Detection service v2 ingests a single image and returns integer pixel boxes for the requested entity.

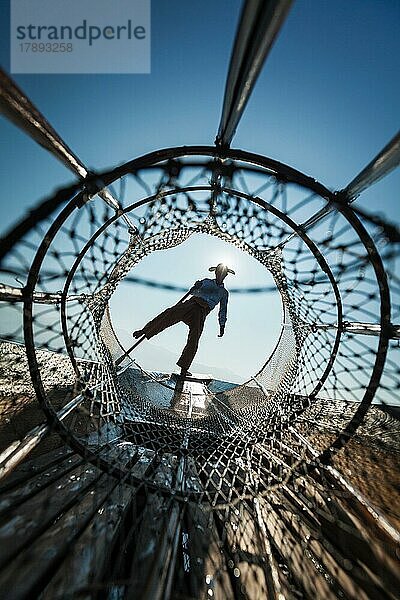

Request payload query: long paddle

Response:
[115,290,192,367]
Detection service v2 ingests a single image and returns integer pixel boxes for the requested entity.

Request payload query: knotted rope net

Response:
[1,148,399,597]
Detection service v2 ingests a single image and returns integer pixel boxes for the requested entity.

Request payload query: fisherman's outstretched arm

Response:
[189,279,202,293]
[218,293,228,337]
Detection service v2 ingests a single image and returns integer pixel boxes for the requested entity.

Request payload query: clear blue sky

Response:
[0,0,399,381]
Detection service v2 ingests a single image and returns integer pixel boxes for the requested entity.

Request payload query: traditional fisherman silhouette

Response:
[118,263,235,377]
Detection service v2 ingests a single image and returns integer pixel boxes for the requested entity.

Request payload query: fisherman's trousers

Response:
[141,297,211,370]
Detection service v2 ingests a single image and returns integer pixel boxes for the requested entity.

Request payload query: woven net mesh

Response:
[0,150,399,597]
